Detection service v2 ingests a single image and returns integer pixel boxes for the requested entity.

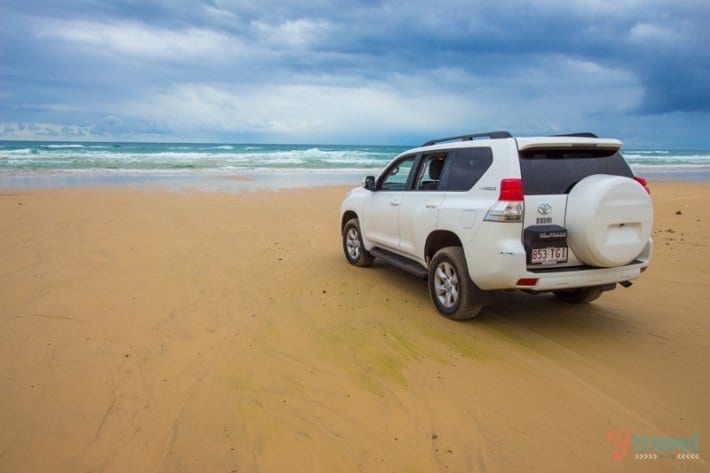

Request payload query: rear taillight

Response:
[634,176,650,194]
[484,178,524,223]
[499,178,524,201]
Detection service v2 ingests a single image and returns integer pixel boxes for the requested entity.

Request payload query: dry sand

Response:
[0,182,708,472]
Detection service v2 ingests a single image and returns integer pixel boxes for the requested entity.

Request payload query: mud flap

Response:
[469,279,494,305]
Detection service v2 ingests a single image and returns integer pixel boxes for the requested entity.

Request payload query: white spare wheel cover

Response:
[566,174,653,267]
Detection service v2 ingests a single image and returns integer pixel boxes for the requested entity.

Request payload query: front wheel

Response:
[428,247,481,320]
[553,287,603,304]
[343,218,374,267]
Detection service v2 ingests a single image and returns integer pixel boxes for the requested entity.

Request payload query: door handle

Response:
[425,202,438,209]
[389,199,400,206]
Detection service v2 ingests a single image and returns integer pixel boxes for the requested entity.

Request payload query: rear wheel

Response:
[343,218,374,267]
[553,287,603,304]
[428,247,481,320]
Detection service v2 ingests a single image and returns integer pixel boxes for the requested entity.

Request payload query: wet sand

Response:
[0,182,708,472]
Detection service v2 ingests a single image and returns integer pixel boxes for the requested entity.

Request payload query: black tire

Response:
[343,218,374,267]
[428,246,481,320]
[553,287,603,304]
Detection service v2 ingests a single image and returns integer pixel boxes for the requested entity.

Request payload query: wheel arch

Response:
[425,230,463,263]
[341,210,358,234]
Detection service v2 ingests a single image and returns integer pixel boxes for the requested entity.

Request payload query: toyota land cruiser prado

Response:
[340,131,653,320]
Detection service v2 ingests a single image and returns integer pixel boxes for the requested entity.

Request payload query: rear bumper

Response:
[464,226,651,291]
[519,262,647,291]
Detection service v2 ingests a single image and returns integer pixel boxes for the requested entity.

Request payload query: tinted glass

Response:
[519,149,634,195]
[439,147,493,191]
[415,153,447,190]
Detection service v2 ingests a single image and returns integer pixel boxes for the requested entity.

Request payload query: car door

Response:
[398,152,447,258]
[362,154,418,250]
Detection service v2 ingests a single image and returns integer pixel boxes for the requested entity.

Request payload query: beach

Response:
[0,181,708,472]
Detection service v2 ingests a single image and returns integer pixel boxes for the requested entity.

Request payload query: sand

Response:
[0,182,708,472]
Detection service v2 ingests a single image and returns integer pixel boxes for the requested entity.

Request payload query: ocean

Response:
[1,141,709,190]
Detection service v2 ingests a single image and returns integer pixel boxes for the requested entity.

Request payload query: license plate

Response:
[531,247,568,265]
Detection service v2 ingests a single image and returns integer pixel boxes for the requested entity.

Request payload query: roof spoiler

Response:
[552,132,599,138]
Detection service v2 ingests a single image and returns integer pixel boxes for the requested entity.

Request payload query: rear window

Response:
[519,148,633,195]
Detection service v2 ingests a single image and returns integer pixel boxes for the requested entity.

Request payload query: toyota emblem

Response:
[537,202,552,215]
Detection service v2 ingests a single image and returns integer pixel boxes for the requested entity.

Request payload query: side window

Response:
[379,155,416,190]
[415,153,448,191]
[439,148,493,191]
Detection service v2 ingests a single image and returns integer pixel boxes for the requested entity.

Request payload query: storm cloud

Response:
[1,0,709,146]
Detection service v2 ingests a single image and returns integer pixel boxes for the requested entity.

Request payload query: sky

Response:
[1,0,709,147]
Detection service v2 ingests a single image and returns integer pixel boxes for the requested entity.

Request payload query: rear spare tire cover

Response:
[566,174,653,267]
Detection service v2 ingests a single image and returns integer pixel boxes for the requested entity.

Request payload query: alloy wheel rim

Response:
[434,261,459,308]
[346,228,361,260]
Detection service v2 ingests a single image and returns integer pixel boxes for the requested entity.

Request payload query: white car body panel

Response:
[362,190,402,250]
[397,191,445,260]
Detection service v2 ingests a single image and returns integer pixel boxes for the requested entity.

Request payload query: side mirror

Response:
[362,175,376,191]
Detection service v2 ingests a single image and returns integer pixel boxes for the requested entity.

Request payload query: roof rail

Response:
[552,132,599,138]
[422,131,512,147]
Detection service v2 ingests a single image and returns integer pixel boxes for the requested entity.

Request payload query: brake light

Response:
[499,178,524,201]
[634,176,650,194]
[484,178,525,222]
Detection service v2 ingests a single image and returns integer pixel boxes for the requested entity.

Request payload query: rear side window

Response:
[439,147,493,191]
[519,148,633,195]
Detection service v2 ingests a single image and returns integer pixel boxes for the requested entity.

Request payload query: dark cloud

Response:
[1,0,709,145]
[637,61,710,114]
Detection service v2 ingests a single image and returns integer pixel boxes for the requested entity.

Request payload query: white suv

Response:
[340,131,653,320]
